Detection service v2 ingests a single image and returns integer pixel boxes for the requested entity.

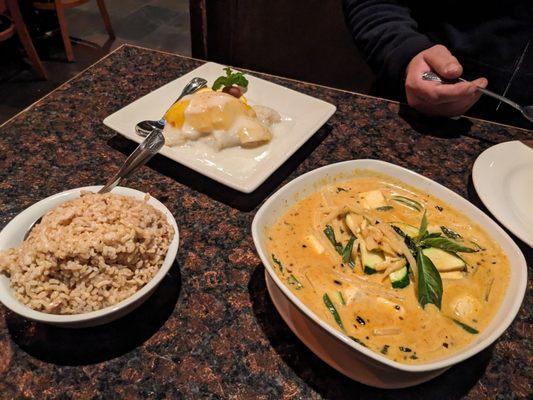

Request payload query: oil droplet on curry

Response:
[267,174,509,364]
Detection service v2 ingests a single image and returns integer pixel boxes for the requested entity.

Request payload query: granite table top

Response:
[0,44,531,399]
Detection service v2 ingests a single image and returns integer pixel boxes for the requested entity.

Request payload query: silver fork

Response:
[421,71,533,123]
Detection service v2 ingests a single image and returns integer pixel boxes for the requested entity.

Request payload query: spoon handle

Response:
[99,129,165,194]
[165,77,208,115]
[457,78,522,112]
[422,71,522,113]
[23,130,164,240]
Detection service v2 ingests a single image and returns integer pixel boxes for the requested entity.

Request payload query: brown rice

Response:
[0,192,174,314]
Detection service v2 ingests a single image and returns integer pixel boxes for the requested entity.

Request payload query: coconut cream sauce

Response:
[267,175,509,364]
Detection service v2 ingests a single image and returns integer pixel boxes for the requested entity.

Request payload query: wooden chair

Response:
[1,0,47,79]
[33,0,114,62]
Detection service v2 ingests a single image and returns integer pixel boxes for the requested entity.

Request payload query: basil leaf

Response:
[469,240,485,251]
[391,196,423,212]
[391,225,406,238]
[418,210,428,240]
[349,336,367,347]
[376,205,394,211]
[342,236,356,263]
[271,254,284,274]
[440,226,462,240]
[452,319,479,334]
[232,73,248,87]
[212,76,228,91]
[212,67,249,91]
[323,293,345,331]
[324,225,343,254]
[423,232,442,239]
[287,274,303,289]
[392,225,417,257]
[420,237,477,253]
[416,250,443,309]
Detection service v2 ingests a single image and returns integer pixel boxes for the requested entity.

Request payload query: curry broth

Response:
[267,175,509,364]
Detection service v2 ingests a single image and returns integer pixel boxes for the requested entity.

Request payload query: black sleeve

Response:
[343,0,434,95]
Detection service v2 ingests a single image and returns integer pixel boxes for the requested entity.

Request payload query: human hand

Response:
[405,45,488,117]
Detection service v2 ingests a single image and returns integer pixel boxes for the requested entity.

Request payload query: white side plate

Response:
[103,62,336,193]
[473,141,533,247]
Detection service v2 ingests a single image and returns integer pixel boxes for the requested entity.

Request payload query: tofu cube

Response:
[305,234,324,254]
[359,190,387,209]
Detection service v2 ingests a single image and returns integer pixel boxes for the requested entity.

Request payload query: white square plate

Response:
[103,62,336,193]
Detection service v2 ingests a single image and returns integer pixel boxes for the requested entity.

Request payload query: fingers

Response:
[407,74,487,117]
[423,45,462,79]
[424,77,488,103]
[471,77,488,89]
[405,47,488,117]
[408,85,483,117]
[407,72,474,104]
[428,81,474,103]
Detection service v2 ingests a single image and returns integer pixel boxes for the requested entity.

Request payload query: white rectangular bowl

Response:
[252,159,527,388]
[103,62,336,193]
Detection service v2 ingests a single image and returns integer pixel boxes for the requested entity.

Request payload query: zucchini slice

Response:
[389,266,410,288]
[422,247,466,271]
[360,240,385,274]
[390,222,419,238]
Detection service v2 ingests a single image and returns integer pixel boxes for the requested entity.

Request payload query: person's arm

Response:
[343,0,487,117]
[343,0,434,94]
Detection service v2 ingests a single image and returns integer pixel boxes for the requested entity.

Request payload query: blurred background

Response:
[0,0,374,125]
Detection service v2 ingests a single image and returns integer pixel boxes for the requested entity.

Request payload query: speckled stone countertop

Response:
[0,45,531,399]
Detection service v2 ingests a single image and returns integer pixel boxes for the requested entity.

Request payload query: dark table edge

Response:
[1,43,531,135]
